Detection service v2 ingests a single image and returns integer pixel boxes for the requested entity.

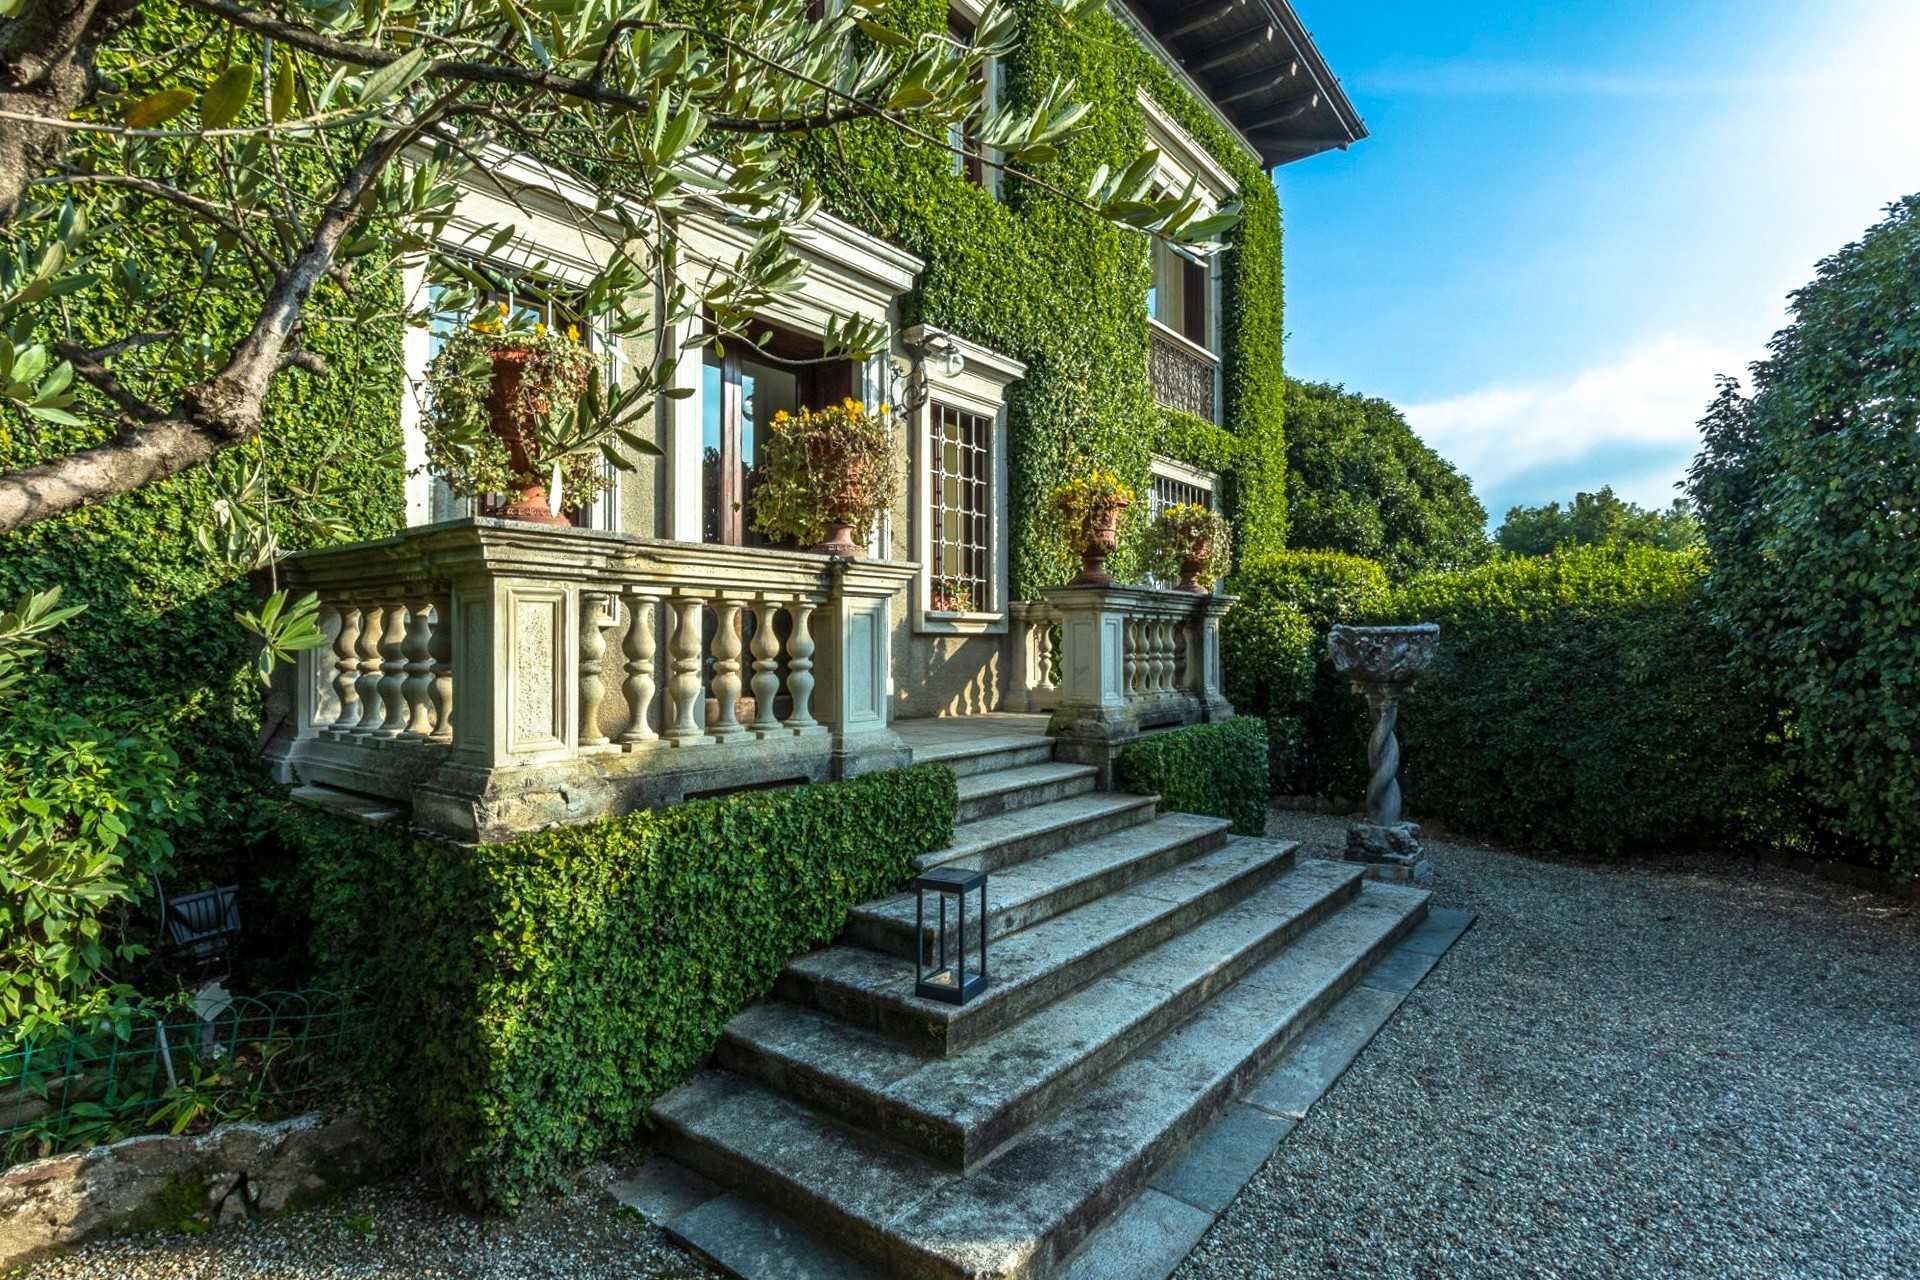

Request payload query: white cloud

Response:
[1402,335,1755,513]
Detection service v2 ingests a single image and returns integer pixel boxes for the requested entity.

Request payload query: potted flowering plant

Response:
[750,397,901,556]
[931,575,976,613]
[421,303,604,524]
[1146,502,1233,592]
[1050,469,1135,585]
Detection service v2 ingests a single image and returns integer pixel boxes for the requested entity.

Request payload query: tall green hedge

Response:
[792,0,1289,595]
[1115,717,1270,836]
[284,765,956,1209]
[1379,546,1779,854]
[1691,194,1920,875]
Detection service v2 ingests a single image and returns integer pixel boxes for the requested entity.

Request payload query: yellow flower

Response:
[773,409,791,423]
[496,301,510,317]
[534,322,547,336]
[566,323,580,342]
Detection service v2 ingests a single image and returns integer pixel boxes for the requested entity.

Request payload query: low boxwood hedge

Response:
[281,764,957,1210]
[1115,717,1270,836]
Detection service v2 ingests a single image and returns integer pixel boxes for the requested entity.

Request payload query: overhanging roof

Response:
[1119,0,1366,169]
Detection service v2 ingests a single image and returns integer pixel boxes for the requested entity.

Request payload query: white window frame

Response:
[948,0,1002,198]
[905,324,1025,636]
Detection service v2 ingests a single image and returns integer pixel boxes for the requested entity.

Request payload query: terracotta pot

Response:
[485,348,570,526]
[1177,536,1213,593]
[1072,504,1126,586]
[813,521,864,557]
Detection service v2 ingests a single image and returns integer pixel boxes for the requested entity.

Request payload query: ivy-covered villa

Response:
[237,3,1447,1277]
[4,0,1459,1274]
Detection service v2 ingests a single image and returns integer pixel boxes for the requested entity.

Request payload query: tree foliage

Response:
[1689,194,1920,874]
[1282,379,1489,578]
[1495,485,1701,557]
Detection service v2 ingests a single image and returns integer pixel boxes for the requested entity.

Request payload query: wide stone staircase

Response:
[650,722,1432,1279]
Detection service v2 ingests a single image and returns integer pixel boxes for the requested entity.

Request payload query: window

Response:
[928,403,992,613]
[948,8,995,191]
[1148,238,1212,351]
[700,321,854,545]
[1149,463,1215,521]
[424,277,615,529]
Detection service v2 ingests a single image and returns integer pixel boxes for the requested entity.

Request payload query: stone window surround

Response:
[399,149,632,532]
[1140,90,1233,421]
[904,323,1025,638]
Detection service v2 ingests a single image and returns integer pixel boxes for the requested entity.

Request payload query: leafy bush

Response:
[1379,545,1777,854]
[1222,550,1391,795]
[287,764,956,1209]
[1690,194,1920,874]
[1283,380,1490,577]
[1115,718,1270,836]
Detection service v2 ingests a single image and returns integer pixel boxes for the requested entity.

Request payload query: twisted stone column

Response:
[1359,682,1405,827]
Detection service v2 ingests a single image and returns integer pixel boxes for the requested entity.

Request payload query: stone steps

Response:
[917,792,1161,874]
[654,883,1430,1280]
[907,733,1062,779]
[776,838,1299,1056]
[845,812,1235,961]
[955,762,1099,823]
[718,857,1362,1169]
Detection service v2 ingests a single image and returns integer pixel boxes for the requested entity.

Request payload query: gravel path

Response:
[1176,809,1920,1280]
[18,813,1916,1279]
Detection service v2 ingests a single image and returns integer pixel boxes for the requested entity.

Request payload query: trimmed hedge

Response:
[1379,545,1779,854]
[284,765,957,1209]
[1115,717,1270,836]
[1222,550,1390,796]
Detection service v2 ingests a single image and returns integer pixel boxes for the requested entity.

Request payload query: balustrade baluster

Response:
[749,598,784,735]
[1124,617,1143,696]
[709,598,746,741]
[579,593,616,748]
[375,603,410,736]
[428,598,454,742]
[352,604,386,735]
[784,599,817,729]
[618,590,659,748]
[329,606,362,736]
[664,595,706,744]
[1155,619,1175,692]
[402,598,435,737]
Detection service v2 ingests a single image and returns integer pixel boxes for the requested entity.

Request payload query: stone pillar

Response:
[815,559,915,777]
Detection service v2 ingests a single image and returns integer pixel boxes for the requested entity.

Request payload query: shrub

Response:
[1222,550,1391,795]
[1690,194,1920,874]
[1115,718,1270,836]
[1378,545,1777,854]
[286,764,957,1209]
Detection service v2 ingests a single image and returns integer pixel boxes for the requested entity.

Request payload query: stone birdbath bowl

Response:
[1328,623,1440,880]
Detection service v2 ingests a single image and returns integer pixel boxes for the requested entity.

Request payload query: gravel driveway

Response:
[17,811,1916,1279]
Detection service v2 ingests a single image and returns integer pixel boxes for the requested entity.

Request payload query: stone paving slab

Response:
[609,1155,720,1224]
[1147,1104,1297,1215]
[1055,1188,1217,1280]
[666,1193,890,1280]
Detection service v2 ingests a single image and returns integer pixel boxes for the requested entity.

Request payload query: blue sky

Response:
[1272,0,1920,522]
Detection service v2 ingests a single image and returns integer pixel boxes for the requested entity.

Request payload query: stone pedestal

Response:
[1329,623,1440,883]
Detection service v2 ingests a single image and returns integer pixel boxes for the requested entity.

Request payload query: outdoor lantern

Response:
[913,866,989,1005]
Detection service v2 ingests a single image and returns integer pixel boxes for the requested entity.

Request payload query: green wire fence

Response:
[2,989,363,1163]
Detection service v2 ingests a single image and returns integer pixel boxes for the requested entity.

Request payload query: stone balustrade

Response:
[1030,582,1235,781]
[271,519,916,841]
[1008,601,1064,713]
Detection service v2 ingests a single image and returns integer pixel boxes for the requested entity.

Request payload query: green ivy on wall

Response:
[790,0,1288,596]
[0,3,407,875]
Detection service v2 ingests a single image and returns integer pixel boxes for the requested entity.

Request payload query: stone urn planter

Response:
[485,347,570,527]
[1176,536,1214,593]
[1072,505,1126,586]
[1329,623,1440,881]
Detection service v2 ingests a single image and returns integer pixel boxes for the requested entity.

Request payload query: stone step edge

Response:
[655,885,1433,1280]
[777,840,1302,1056]
[847,814,1235,960]
[913,737,1058,778]
[916,793,1160,874]
[721,862,1363,1170]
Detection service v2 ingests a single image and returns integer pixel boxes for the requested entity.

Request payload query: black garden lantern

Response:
[913,866,989,1005]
